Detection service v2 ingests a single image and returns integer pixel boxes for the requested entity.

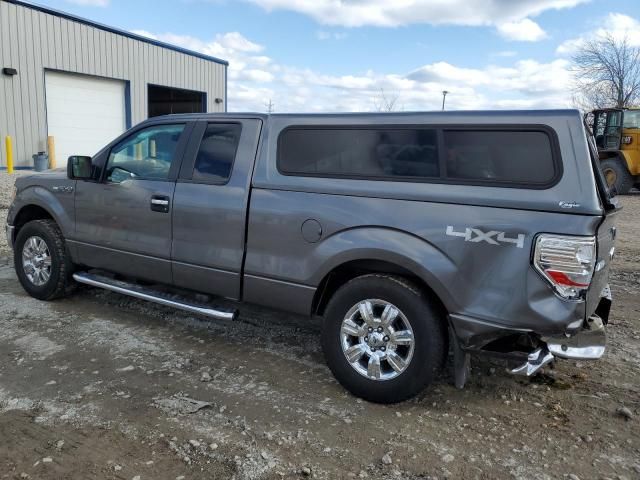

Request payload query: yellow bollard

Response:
[5,136,13,174]
[47,136,56,169]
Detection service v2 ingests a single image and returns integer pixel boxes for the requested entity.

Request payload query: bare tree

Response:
[372,88,401,112]
[572,33,640,110]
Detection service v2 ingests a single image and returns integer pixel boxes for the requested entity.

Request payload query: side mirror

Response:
[67,156,93,180]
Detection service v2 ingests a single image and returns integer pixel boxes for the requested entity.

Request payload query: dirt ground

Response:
[0,174,638,479]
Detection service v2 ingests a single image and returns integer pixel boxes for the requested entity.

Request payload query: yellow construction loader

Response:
[587,108,640,194]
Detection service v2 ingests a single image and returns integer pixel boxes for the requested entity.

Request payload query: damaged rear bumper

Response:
[511,314,606,376]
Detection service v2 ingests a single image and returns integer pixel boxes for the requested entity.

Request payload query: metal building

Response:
[0,0,228,168]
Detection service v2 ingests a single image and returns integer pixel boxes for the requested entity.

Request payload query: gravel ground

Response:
[0,171,29,257]
[0,172,638,480]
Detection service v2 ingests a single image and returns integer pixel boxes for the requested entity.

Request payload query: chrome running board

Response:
[73,271,238,321]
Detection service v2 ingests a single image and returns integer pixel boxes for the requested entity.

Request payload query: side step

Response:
[73,272,238,321]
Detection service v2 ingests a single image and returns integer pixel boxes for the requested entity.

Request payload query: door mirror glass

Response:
[106,124,185,183]
[67,155,93,180]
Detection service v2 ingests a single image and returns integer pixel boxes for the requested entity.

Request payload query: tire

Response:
[601,157,634,195]
[14,219,75,301]
[321,274,447,404]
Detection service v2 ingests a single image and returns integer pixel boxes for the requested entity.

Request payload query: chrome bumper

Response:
[545,314,606,360]
[511,314,606,376]
[5,224,15,250]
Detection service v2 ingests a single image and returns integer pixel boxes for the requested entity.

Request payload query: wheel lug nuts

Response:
[383,336,389,342]
[371,347,376,352]
[381,346,386,352]
[368,327,373,333]
[377,327,383,333]
[364,336,369,342]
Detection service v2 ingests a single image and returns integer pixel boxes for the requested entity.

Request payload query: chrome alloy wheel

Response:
[340,299,415,381]
[22,236,52,286]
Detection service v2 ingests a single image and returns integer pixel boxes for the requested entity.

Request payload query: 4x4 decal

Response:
[446,226,525,249]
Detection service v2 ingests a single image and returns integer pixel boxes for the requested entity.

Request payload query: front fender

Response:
[310,227,460,312]
[8,185,75,239]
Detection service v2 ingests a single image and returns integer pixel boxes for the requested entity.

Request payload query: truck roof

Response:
[147,109,582,122]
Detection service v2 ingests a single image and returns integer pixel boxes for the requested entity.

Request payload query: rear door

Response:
[74,121,193,284]
[171,118,262,300]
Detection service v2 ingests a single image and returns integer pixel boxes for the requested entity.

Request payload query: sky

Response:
[33,0,640,112]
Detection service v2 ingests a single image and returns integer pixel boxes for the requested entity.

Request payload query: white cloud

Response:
[65,0,109,6]
[493,50,518,58]
[316,31,348,41]
[557,13,640,55]
[133,28,576,113]
[246,0,587,29]
[497,18,547,42]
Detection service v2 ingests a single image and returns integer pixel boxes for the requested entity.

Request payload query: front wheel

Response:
[321,274,447,403]
[14,219,75,300]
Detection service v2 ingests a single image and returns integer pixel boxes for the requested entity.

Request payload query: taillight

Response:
[533,234,596,300]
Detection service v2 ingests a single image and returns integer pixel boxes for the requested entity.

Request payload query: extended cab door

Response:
[171,119,262,300]
[73,121,193,284]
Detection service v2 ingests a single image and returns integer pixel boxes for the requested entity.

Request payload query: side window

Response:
[192,123,242,183]
[443,130,556,185]
[106,124,185,183]
[278,128,439,179]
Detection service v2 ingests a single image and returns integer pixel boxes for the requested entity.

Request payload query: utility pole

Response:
[441,91,449,111]
[265,99,275,113]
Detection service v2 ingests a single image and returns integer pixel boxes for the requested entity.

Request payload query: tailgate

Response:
[585,209,618,319]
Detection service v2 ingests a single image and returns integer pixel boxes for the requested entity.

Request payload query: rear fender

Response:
[310,227,459,312]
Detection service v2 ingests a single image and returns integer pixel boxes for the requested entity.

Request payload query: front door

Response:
[73,122,191,284]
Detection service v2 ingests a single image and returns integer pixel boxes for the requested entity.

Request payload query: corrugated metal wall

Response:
[0,0,227,167]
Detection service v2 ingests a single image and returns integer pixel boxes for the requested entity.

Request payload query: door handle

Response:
[150,195,170,213]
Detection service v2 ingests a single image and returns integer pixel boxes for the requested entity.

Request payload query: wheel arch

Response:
[313,258,450,319]
[13,204,54,232]
[309,227,458,318]
[9,186,74,241]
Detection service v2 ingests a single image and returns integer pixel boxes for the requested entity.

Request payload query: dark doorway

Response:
[148,85,206,117]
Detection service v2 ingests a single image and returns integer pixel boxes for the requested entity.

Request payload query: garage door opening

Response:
[45,71,126,163]
[148,85,206,117]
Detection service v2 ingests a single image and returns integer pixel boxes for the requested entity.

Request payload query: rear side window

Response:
[444,130,556,185]
[278,128,439,179]
[193,123,242,183]
[277,126,560,188]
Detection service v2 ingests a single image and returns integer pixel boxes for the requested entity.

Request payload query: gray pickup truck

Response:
[6,110,617,403]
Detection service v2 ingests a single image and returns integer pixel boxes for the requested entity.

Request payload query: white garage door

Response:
[45,71,126,164]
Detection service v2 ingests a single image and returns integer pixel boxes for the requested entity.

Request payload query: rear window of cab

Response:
[277,126,562,189]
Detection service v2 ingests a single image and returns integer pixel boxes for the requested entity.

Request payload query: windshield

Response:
[623,110,640,128]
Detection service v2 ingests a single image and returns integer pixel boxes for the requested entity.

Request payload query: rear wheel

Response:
[321,274,447,403]
[14,219,75,300]
[601,157,634,195]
